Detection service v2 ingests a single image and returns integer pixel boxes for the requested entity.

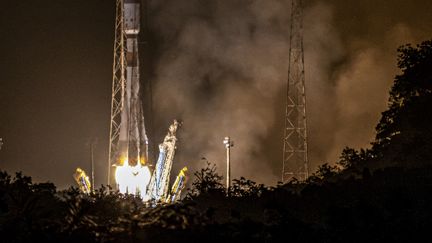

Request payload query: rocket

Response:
[118,0,149,165]
[124,0,140,35]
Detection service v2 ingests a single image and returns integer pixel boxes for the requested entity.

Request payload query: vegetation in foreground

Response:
[0,41,431,242]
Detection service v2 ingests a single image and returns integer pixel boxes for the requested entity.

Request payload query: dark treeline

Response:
[1,41,431,242]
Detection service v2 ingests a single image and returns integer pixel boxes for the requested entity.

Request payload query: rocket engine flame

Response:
[115,158,151,200]
[114,120,183,202]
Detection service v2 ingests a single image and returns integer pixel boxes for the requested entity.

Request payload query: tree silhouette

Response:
[374,40,432,167]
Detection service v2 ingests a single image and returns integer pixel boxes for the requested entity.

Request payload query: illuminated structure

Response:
[147,120,180,202]
[223,137,234,189]
[108,0,148,185]
[167,167,188,203]
[114,120,181,201]
[73,168,91,194]
[282,0,309,182]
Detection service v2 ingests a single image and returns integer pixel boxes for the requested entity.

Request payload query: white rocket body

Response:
[118,0,148,165]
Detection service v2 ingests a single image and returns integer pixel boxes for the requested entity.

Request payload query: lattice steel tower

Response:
[108,0,127,185]
[282,0,309,182]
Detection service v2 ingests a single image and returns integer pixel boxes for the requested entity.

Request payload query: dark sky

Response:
[0,0,431,188]
[0,0,114,188]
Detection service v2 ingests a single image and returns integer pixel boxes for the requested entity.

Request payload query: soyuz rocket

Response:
[111,0,185,201]
[118,0,149,165]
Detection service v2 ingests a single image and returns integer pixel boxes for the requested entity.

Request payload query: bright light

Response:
[74,167,91,194]
[115,158,151,200]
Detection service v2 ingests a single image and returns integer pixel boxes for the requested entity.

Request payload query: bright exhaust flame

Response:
[115,158,151,200]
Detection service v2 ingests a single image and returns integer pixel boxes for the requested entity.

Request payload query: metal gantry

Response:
[108,0,127,186]
[282,0,309,182]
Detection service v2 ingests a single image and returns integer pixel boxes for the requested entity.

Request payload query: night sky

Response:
[0,0,431,188]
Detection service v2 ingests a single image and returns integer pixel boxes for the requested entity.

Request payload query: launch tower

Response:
[282,0,309,182]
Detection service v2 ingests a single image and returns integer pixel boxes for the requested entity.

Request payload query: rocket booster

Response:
[118,0,149,165]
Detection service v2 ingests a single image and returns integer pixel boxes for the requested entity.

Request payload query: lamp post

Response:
[90,141,95,192]
[223,137,234,190]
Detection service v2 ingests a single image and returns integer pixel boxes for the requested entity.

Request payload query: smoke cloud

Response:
[148,0,294,184]
[144,0,430,185]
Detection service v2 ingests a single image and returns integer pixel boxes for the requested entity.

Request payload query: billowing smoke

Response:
[146,0,428,185]
[149,0,294,184]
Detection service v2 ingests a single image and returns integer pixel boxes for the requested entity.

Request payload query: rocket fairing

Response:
[124,0,140,35]
[118,0,149,165]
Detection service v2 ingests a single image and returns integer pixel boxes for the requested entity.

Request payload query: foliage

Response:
[372,40,432,166]
[306,163,340,184]
[337,147,373,170]
[1,161,432,242]
[334,40,432,171]
[186,161,224,198]
[229,177,267,197]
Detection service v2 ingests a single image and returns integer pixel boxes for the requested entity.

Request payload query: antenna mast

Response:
[282,0,309,182]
